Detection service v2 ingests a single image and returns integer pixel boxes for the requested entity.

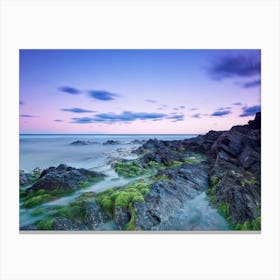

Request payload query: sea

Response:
[20,134,196,172]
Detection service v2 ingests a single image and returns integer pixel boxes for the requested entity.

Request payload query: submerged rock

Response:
[70,140,99,145]
[103,140,121,145]
[25,164,104,193]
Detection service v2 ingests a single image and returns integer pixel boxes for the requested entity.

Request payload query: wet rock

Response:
[135,162,210,230]
[20,224,38,230]
[19,169,41,186]
[84,202,111,229]
[114,206,131,229]
[53,217,88,230]
[26,164,104,193]
[130,139,146,145]
[103,140,121,145]
[70,140,99,145]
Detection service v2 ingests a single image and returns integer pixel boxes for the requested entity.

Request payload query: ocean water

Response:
[20,134,196,172]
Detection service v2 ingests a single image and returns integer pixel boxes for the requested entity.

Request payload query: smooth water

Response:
[20,134,195,172]
[19,134,229,230]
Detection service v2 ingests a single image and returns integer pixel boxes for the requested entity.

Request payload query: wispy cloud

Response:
[242,79,261,88]
[61,107,96,113]
[211,110,232,117]
[167,114,184,122]
[190,108,197,111]
[145,99,157,103]
[217,106,232,110]
[71,117,94,124]
[58,86,81,95]
[233,102,242,106]
[70,111,187,124]
[20,114,35,118]
[173,107,179,111]
[20,100,24,105]
[179,106,185,109]
[239,105,261,117]
[192,113,201,118]
[208,54,260,80]
[54,119,63,122]
[88,90,118,101]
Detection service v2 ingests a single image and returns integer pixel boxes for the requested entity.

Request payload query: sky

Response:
[19,49,261,134]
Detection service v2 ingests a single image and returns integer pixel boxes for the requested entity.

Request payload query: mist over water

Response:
[20,134,195,172]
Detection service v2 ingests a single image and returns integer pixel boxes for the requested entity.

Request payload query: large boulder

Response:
[26,164,104,193]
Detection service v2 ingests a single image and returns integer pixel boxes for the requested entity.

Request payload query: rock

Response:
[103,140,121,145]
[248,112,261,129]
[140,146,184,166]
[70,140,99,145]
[84,202,111,229]
[19,169,40,186]
[133,112,261,227]
[20,224,38,230]
[53,217,88,230]
[135,162,210,230]
[26,164,104,193]
[130,139,146,145]
[114,206,131,229]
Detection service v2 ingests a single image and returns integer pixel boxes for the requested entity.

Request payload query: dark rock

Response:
[114,206,131,229]
[20,224,38,230]
[130,139,146,145]
[26,164,104,193]
[248,112,261,129]
[70,140,99,145]
[53,217,88,230]
[135,162,210,230]
[84,202,111,229]
[19,169,40,186]
[133,112,261,227]
[103,140,121,145]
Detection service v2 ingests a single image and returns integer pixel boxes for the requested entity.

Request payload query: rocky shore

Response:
[20,113,261,231]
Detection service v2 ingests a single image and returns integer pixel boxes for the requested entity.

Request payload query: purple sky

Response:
[20,50,261,134]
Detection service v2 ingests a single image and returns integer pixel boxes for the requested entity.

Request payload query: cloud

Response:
[54,119,63,122]
[20,114,35,118]
[145,99,157,103]
[242,79,261,88]
[71,117,95,124]
[217,106,232,110]
[88,90,118,101]
[167,114,184,122]
[156,107,163,110]
[61,107,96,113]
[208,54,260,80]
[239,105,261,117]
[173,107,179,111]
[20,100,24,105]
[192,113,201,118]
[179,106,185,109]
[211,110,232,117]
[71,111,168,124]
[58,86,81,95]
[233,102,242,106]
[190,108,197,111]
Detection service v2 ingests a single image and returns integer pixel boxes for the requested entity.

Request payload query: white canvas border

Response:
[0,0,280,280]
